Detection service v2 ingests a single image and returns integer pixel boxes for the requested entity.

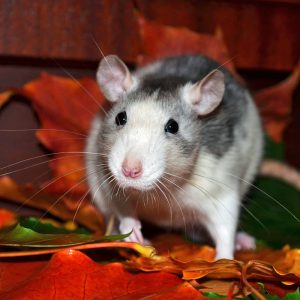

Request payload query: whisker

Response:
[52,58,108,117]
[14,166,90,213]
[0,155,85,176]
[155,181,173,227]
[0,128,88,137]
[0,151,106,171]
[160,177,187,235]
[228,173,300,223]
[0,151,106,176]
[33,169,101,226]
[165,171,267,230]
[90,34,114,74]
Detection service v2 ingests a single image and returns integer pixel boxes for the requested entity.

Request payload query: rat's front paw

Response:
[119,217,150,245]
[235,231,256,250]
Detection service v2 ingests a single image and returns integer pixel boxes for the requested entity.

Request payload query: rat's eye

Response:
[115,111,127,126]
[165,119,179,134]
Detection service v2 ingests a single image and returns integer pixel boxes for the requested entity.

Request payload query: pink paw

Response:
[235,231,256,251]
[119,217,150,245]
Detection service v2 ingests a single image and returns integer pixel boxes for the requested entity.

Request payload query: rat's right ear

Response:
[182,69,225,116]
[97,55,134,102]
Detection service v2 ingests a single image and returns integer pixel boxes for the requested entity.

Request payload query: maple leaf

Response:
[137,15,239,78]
[125,234,300,297]
[0,176,104,233]
[0,208,17,229]
[22,73,105,196]
[0,91,12,108]
[254,61,300,143]
[0,250,203,299]
[0,74,106,233]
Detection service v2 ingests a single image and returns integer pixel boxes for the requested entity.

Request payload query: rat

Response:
[85,54,263,259]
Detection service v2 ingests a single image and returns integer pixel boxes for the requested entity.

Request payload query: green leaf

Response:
[240,135,300,248]
[19,217,89,234]
[203,292,226,298]
[0,223,130,248]
[283,288,300,300]
[251,288,300,300]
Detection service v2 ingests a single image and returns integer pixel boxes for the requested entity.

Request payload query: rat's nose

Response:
[122,159,142,179]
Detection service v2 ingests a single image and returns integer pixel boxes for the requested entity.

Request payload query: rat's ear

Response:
[183,69,225,116]
[97,55,134,102]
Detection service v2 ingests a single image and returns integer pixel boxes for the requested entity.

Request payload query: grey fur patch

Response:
[132,55,248,158]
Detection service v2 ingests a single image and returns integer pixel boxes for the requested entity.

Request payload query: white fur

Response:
[108,100,167,191]
[86,57,263,259]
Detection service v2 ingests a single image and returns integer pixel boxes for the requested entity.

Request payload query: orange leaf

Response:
[0,176,104,233]
[0,208,17,229]
[0,250,203,299]
[0,91,12,108]
[255,61,300,142]
[127,234,300,294]
[21,73,105,196]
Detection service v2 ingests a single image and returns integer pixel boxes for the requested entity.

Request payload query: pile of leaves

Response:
[0,16,300,299]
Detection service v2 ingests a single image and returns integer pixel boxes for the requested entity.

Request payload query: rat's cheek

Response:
[107,143,126,178]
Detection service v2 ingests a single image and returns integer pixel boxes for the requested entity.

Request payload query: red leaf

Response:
[255,61,300,142]
[0,208,17,229]
[21,73,105,196]
[0,91,12,108]
[0,250,203,299]
[137,15,238,78]
[0,74,106,232]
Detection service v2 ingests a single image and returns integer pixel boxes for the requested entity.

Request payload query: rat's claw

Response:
[235,231,256,251]
[119,217,149,245]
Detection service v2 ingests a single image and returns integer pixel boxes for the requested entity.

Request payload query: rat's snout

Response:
[122,158,143,179]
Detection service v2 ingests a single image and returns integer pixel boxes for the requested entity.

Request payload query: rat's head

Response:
[97,55,225,191]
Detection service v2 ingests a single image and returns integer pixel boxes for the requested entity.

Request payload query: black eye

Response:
[165,119,179,134]
[115,111,127,126]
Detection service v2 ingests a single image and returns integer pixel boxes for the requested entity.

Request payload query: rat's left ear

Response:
[182,69,225,116]
[97,55,134,102]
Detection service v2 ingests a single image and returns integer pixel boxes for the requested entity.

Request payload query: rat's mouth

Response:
[116,178,156,192]
[108,158,164,192]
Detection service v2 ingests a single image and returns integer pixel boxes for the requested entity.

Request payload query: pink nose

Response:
[122,159,142,178]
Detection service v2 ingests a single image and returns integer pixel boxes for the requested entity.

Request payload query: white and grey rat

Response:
[85,54,263,259]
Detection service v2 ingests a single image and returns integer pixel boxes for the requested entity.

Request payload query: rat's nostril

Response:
[122,159,142,179]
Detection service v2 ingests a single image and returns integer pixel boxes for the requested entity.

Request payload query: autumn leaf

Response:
[0,223,131,248]
[0,15,299,299]
[0,176,104,233]
[0,208,17,229]
[254,61,300,143]
[125,234,300,297]
[0,74,107,233]
[22,73,105,196]
[0,250,203,299]
[137,15,299,143]
[137,15,238,78]
[0,91,12,108]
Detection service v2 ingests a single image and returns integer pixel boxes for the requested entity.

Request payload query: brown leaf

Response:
[0,91,12,108]
[152,233,216,262]
[127,234,300,297]
[255,61,300,142]
[0,176,104,233]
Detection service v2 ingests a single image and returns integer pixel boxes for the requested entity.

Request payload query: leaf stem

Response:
[0,242,156,258]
